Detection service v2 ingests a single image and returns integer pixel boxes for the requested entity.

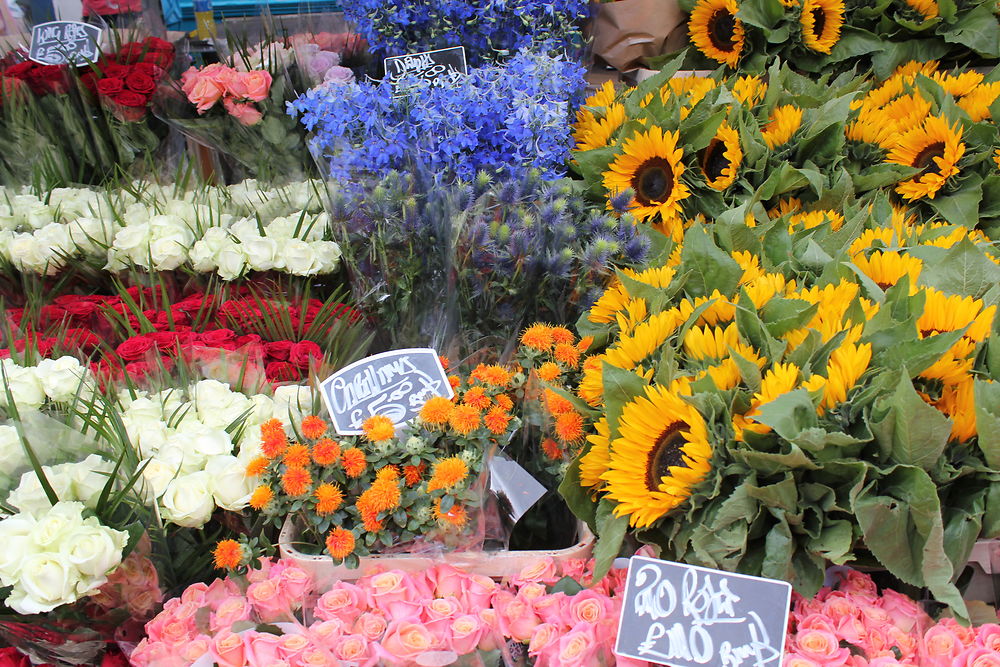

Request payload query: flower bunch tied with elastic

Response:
[678,0,999,75]
[224,362,521,569]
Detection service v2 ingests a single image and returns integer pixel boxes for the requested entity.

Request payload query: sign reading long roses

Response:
[29,21,102,66]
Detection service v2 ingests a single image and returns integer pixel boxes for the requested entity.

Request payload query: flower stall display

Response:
[676,0,1000,75]
[131,555,634,667]
[289,51,587,183]
[0,37,176,187]
[340,0,589,67]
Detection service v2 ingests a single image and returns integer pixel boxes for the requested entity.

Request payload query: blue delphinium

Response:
[288,51,586,183]
[342,0,590,67]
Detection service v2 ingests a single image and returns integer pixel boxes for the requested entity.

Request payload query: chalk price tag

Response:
[615,556,791,667]
[319,348,453,436]
[29,20,102,65]
[383,46,467,90]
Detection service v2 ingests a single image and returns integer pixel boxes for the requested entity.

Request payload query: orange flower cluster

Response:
[417,366,518,438]
[426,457,469,493]
[213,539,244,570]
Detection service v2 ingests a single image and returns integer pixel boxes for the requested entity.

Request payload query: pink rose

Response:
[881,588,929,634]
[430,566,495,612]
[784,654,824,667]
[211,596,253,632]
[560,559,589,582]
[278,564,314,606]
[302,49,339,82]
[446,614,485,656]
[180,636,210,662]
[333,634,374,665]
[293,647,336,667]
[922,624,965,666]
[277,633,311,661]
[955,647,1000,667]
[238,70,272,102]
[531,592,568,625]
[940,618,978,646]
[978,624,1000,652]
[181,582,209,605]
[478,608,502,651]
[493,591,540,643]
[314,583,367,623]
[222,98,263,126]
[555,622,598,667]
[247,579,292,622]
[353,612,388,641]
[379,621,439,663]
[307,618,346,643]
[243,631,283,666]
[795,629,850,666]
[512,558,560,586]
[886,625,919,660]
[796,613,836,633]
[528,622,559,658]
[210,629,245,667]
[185,72,225,113]
[423,597,462,621]
[867,659,907,667]
[837,570,879,600]
[567,589,611,625]
[360,570,429,609]
[822,591,862,621]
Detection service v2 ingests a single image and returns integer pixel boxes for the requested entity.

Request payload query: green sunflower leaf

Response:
[919,236,1000,299]
[870,372,950,470]
[592,499,629,582]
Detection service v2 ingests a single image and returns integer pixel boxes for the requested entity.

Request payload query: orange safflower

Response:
[403,463,426,486]
[283,443,311,468]
[361,510,383,533]
[342,448,367,478]
[325,527,355,560]
[542,438,564,461]
[554,411,585,444]
[213,539,243,570]
[550,326,575,345]
[312,438,342,466]
[245,455,269,478]
[300,415,328,440]
[249,485,275,510]
[473,364,512,387]
[484,408,512,435]
[553,343,581,368]
[358,479,401,513]
[537,362,562,382]
[449,404,481,435]
[448,375,461,391]
[462,386,491,411]
[420,396,454,425]
[261,430,288,459]
[314,483,344,515]
[282,466,312,496]
[261,418,285,438]
[577,336,594,352]
[544,388,575,416]
[521,323,554,351]
[376,465,400,483]
[494,394,514,412]
[362,415,396,442]
[439,356,450,371]
[433,499,468,527]
[427,457,469,493]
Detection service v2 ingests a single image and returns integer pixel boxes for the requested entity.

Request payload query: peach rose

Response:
[222,98,263,126]
[334,634,372,664]
[922,624,964,666]
[180,636,210,662]
[527,622,559,657]
[447,614,484,656]
[567,589,610,625]
[295,647,336,666]
[424,597,462,621]
[315,583,366,623]
[512,558,559,586]
[247,578,292,622]
[277,633,311,660]
[211,595,252,632]
[555,622,597,667]
[353,612,388,641]
[186,73,225,113]
[380,621,438,662]
[209,629,245,667]
[238,70,272,102]
[795,628,850,665]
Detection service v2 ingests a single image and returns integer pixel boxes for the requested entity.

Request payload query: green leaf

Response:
[760,298,819,338]
[680,223,743,299]
[736,0,783,28]
[757,163,810,201]
[548,576,585,596]
[876,329,966,377]
[755,389,818,440]
[941,5,1000,57]
[574,147,617,196]
[975,379,1000,469]
[919,237,1000,299]
[871,373,951,470]
[807,520,854,564]
[559,453,599,532]
[602,364,650,439]
[592,500,628,582]
[926,176,983,229]
[827,27,885,62]
[851,163,920,192]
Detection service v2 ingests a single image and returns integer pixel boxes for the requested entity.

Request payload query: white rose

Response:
[62,519,126,578]
[35,223,74,254]
[192,380,252,429]
[0,424,25,469]
[67,217,116,254]
[23,202,53,230]
[149,236,190,271]
[124,396,164,422]
[205,455,252,511]
[228,218,260,243]
[190,227,231,271]
[8,553,77,613]
[112,223,152,255]
[282,239,320,275]
[7,469,68,515]
[121,414,169,455]
[243,236,280,271]
[65,455,114,508]
[264,216,295,240]
[215,242,249,281]
[160,472,215,528]
[122,203,151,225]
[160,427,232,473]
[247,394,275,422]
[8,233,49,273]
[0,513,37,583]
[0,229,14,261]
[140,457,180,500]
[313,241,342,272]
[272,385,315,423]
[27,499,84,549]
[35,356,88,403]
[0,360,45,410]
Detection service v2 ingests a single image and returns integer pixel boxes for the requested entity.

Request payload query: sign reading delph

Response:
[615,556,791,667]
[29,21,102,66]
[320,348,453,435]
[383,46,467,90]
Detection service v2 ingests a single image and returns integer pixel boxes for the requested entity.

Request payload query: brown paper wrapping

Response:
[590,0,686,73]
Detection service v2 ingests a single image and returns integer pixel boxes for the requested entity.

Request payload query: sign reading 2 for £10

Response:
[615,556,792,667]
[29,21,103,66]
[320,348,453,435]
[383,46,467,90]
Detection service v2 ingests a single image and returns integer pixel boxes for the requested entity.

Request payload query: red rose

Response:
[236,334,262,347]
[265,340,295,361]
[289,340,322,369]
[61,299,100,320]
[5,308,23,327]
[116,336,155,361]
[96,77,124,96]
[124,71,155,95]
[133,61,164,81]
[113,90,148,107]
[25,64,68,95]
[13,337,56,356]
[63,328,101,351]
[0,76,28,105]
[100,646,130,667]
[105,90,148,121]
[265,361,301,382]
[0,646,31,666]
[3,61,35,80]
[78,71,99,94]
[143,37,175,54]
[101,63,129,79]
[198,329,236,347]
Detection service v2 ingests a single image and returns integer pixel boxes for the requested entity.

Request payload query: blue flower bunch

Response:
[325,168,650,353]
[287,51,587,183]
[342,0,590,66]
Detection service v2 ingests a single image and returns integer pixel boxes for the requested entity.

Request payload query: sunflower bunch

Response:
[571,62,864,240]
[677,0,1000,76]
[234,366,521,567]
[558,201,1000,618]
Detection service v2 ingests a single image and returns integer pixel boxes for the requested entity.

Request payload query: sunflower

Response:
[800,0,844,54]
[886,115,965,200]
[576,104,627,151]
[734,362,802,437]
[689,0,744,68]
[917,287,996,344]
[701,122,743,190]
[742,273,794,309]
[683,323,739,361]
[602,385,712,528]
[586,79,617,109]
[731,75,768,106]
[604,127,690,226]
[815,342,872,412]
[900,0,939,20]
[995,148,1000,171]
[957,82,1000,122]
[934,378,977,442]
[851,250,922,290]
[932,70,983,98]
[579,419,611,490]
[762,105,803,149]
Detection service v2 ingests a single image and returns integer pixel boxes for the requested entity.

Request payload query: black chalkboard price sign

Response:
[615,556,792,667]
[383,46,468,90]
[29,21,102,66]
[319,348,453,436]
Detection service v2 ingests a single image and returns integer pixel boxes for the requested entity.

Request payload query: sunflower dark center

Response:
[708,10,737,52]
[913,142,946,174]
[632,157,675,205]
[811,8,826,37]
[702,139,731,182]
[646,422,688,492]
